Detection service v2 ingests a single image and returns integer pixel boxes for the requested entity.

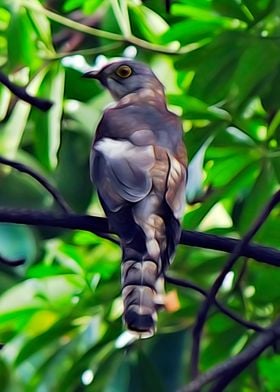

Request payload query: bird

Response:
[84,59,187,337]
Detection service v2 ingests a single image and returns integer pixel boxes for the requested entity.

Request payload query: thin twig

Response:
[190,190,280,378]
[0,156,72,214]
[165,275,264,332]
[165,0,172,13]
[21,1,199,55]
[0,72,53,112]
[178,317,280,392]
[48,43,123,60]
[0,254,25,267]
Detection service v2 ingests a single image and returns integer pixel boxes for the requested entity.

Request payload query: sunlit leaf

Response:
[0,68,46,158]
[33,63,65,170]
[237,161,277,233]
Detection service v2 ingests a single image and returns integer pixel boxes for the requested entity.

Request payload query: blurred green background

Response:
[0,0,280,390]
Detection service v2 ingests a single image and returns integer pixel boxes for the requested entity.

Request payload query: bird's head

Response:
[83,59,164,100]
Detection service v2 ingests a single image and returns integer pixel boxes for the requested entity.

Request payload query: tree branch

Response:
[2,142,279,268]
[190,190,280,378]
[0,254,25,267]
[0,209,107,231]
[178,317,280,392]
[0,72,53,112]
[165,275,264,332]
[0,209,279,265]
[165,0,172,13]
[180,230,280,267]
[0,156,72,214]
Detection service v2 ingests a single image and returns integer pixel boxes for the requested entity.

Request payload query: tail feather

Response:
[122,284,157,336]
[121,259,159,336]
[120,204,181,336]
[122,260,157,288]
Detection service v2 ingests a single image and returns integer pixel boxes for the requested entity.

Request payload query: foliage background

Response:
[0,0,280,390]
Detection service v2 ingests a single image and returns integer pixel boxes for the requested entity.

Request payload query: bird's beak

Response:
[82,70,100,79]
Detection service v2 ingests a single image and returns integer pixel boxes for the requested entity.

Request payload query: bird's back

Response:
[87,60,187,336]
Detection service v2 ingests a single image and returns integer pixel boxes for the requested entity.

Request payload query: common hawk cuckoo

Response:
[84,59,187,337]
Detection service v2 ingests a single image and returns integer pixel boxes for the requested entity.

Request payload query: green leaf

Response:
[237,161,276,233]
[272,155,280,183]
[58,331,120,391]
[63,0,84,12]
[0,83,11,121]
[185,32,245,104]
[255,216,280,248]
[252,264,280,305]
[129,4,169,43]
[243,0,275,22]
[261,70,280,113]
[54,130,92,212]
[171,1,217,20]
[212,0,253,22]
[62,0,103,14]
[229,40,280,108]
[0,68,46,158]
[0,169,49,209]
[15,317,78,366]
[7,6,41,71]
[64,67,102,102]
[258,355,280,392]
[163,19,225,46]
[168,94,231,120]
[146,330,189,391]
[83,0,104,15]
[206,151,254,187]
[0,223,36,263]
[187,137,213,203]
[0,358,9,388]
[26,0,54,51]
[128,350,166,392]
[203,323,246,368]
[33,63,65,170]
[183,160,259,229]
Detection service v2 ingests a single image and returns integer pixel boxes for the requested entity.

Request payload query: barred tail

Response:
[121,259,160,337]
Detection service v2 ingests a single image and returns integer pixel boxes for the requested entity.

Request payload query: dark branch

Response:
[0,156,72,214]
[0,71,53,111]
[180,231,280,267]
[165,0,172,13]
[165,275,264,332]
[0,254,25,267]
[54,10,105,53]
[1,157,279,263]
[190,190,280,378]
[178,317,280,392]
[0,209,279,265]
[0,209,108,232]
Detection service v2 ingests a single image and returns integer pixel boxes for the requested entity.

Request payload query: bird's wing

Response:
[91,137,155,212]
[165,148,187,220]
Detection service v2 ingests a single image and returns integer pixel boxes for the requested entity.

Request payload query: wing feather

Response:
[91,137,155,211]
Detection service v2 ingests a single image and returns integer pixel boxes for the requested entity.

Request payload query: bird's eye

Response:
[115,65,132,78]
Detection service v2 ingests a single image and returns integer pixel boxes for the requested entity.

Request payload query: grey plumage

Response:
[85,59,187,337]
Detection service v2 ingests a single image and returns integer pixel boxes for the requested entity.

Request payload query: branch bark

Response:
[178,317,280,392]
[190,190,280,378]
[0,72,53,111]
[0,156,71,213]
[0,209,279,266]
[165,275,264,332]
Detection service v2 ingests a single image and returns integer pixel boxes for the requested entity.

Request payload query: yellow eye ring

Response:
[115,65,132,78]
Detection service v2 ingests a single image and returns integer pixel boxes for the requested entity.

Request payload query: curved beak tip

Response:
[82,70,100,79]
